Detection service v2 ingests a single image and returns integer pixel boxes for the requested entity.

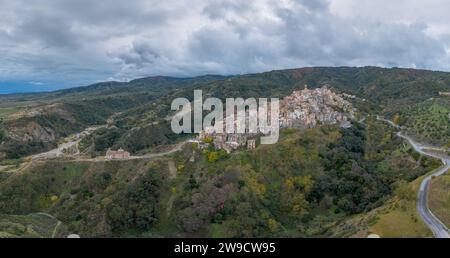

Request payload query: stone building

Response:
[247,139,256,150]
[106,148,130,160]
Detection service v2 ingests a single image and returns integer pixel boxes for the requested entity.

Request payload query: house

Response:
[247,139,256,150]
[106,148,130,160]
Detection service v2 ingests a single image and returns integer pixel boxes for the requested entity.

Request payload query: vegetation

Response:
[365,175,433,238]
[329,173,436,238]
[0,213,68,238]
[0,159,171,237]
[428,172,450,228]
[0,118,439,237]
[397,97,450,145]
[2,67,450,160]
[0,140,54,160]
[0,107,21,121]
[79,127,124,155]
[0,67,448,237]
[0,129,6,142]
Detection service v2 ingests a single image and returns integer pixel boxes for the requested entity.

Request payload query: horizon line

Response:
[0,65,448,96]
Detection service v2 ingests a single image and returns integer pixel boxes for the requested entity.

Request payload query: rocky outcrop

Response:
[8,121,56,142]
[3,103,75,143]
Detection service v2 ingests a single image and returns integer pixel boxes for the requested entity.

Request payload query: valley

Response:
[0,67,449,238]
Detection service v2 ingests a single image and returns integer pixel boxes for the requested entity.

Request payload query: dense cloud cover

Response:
[0,0,449,92]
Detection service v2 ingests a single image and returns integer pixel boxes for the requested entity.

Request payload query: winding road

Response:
[377,116,450,238]
[397,132,450,238]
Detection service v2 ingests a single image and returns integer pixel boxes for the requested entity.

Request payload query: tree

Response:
[207,150,227,163]
[0,130,5,142]
[208,151,220,163]
[392,114,401,125]
[394,181,414,201]
[107,169,161,233]
[267,218,279,233]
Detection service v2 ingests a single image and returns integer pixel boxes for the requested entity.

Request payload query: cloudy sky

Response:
[1,0,450,93]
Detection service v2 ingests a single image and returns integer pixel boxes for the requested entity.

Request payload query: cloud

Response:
[0,0,449,92]
[28,81,45,86]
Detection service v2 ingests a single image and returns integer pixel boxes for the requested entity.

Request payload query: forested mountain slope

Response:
[2,66,448,161]
[0,67,448,238]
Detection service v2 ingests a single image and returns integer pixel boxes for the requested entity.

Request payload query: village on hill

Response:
[193,86,356,153]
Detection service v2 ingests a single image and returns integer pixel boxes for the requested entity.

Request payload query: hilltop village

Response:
[280,86,354,129]
[194,86,356,153]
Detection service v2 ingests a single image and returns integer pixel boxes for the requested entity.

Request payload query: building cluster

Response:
[194,126,258,153]
[280,86,354,129]
[194,86,355,153]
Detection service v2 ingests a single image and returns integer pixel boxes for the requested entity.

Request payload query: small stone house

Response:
[106,148,130,160]
[247,139,256,150]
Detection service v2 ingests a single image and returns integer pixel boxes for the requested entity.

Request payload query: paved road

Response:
[377,116,449,238]
[70,141,189,163]
[397,132,450,238]
[376,115,402,129]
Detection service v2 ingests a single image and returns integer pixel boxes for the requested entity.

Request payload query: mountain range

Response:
[0,66,448,238]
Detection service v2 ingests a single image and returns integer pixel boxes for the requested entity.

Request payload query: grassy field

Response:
[368,201,431,238]
[428,171,450,228]
[0,107,21,120]
[333,170,436,238]
[362,166,450,238]
[366,169,440,238]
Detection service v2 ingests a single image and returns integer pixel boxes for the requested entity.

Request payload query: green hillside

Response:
[0,213,68,238]
[398,97,450,145]
[1,67,449,161]
[0,118,440,237]
[0,67,448,237]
